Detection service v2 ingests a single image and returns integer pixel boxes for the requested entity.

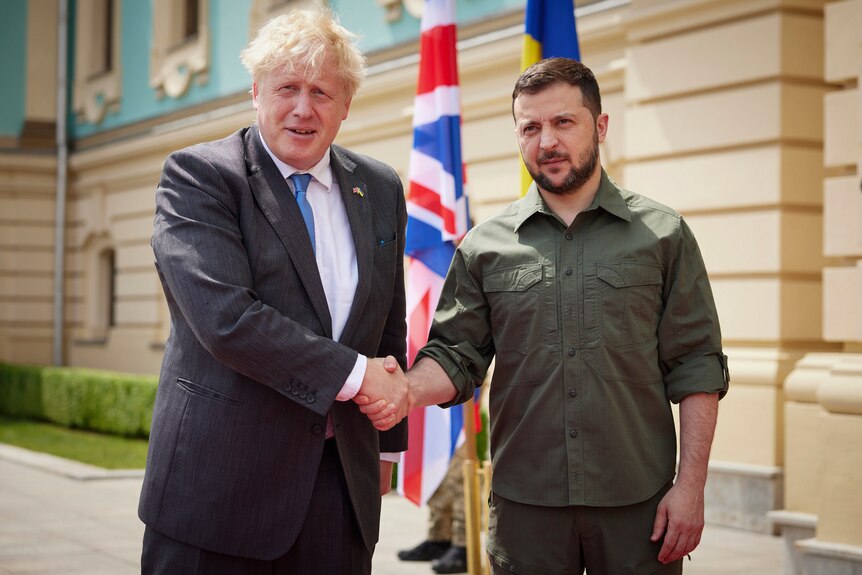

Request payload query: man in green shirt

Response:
[364,57,728,574]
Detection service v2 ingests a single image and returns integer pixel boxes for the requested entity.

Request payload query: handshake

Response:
[353,355,456,430]
[353,356,412,431]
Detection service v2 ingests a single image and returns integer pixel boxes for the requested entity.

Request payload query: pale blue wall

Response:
[71,0,528,139]
[0,0,28,137]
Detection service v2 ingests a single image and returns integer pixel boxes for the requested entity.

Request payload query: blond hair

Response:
[240,8,366,97]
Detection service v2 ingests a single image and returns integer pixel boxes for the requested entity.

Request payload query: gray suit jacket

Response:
[138,126,408,560]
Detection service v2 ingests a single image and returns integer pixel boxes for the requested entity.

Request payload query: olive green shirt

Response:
[418,170,729,507]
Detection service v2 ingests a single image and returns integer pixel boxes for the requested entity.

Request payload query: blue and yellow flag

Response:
[519,0,580,195]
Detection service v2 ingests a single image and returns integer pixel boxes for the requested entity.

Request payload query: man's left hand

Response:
[651,481,705,564]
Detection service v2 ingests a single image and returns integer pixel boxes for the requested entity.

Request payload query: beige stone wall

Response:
[0,155,57,365]
[62,108,257,375]
[0,1,62,365]
[777,0,862,570]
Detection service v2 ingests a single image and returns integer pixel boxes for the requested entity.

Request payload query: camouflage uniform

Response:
[426,443,467,547]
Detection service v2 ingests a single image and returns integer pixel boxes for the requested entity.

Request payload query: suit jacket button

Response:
[312,424,324,436]
[298,391,307,399]
[306,395,315,404]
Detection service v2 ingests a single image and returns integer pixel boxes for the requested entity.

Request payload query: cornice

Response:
[624,0,825,43]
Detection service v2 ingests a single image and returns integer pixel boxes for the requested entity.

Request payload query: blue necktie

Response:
[289,173,315,254]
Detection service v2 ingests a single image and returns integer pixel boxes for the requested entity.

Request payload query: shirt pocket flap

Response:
[484,263,542,293]
[597,262,662,289]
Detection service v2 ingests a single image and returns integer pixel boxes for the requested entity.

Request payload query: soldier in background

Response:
[398,444,469,574]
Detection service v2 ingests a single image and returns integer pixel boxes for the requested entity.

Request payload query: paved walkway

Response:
[0,445,785,574]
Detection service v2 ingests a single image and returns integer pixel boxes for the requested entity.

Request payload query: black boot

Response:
[431,545,467,574]
[397,539,451,562]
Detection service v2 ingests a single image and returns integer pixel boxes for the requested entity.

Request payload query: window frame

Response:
[150,0,210,98]
[72,0,121,124]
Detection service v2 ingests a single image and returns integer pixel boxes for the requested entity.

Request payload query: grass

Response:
[0,415,149,469]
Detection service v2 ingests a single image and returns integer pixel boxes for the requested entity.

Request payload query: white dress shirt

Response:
[259,134,399,462]
[259,133,365,399]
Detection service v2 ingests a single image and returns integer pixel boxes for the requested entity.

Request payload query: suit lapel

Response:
[244,127,333,338]
[330,146,373,346]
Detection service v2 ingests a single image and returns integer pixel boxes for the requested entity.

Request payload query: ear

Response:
[342,96,353,120]
[251,83,260,110]
[596,113,609,143]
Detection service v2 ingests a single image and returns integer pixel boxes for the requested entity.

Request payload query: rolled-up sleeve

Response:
[417,243,495,408]
[658,218,729,403]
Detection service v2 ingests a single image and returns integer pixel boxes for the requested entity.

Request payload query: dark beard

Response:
[528,132,600,196]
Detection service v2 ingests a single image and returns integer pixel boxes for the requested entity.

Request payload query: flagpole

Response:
[461,398,485,575]
[462,398,478,461]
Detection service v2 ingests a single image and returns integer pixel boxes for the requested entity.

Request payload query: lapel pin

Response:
[352,186,364,198]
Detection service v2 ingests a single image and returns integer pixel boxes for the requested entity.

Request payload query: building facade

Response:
[0,0,859,572]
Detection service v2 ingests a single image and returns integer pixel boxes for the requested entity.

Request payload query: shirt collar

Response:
[513,169,632,231]
[257,129,334,192]
[590,170,632,222]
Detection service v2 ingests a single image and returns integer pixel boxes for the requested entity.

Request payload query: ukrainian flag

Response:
[520,0,580,194]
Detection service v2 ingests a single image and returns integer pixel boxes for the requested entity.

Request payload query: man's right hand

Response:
[353,357,411,431]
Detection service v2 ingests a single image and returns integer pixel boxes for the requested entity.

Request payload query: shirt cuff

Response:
[336,354,366,402]
[380,452,401,463]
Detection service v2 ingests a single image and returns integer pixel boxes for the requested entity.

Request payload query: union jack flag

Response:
[398,0,470,507]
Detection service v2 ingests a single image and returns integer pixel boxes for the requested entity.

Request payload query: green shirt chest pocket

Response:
[596,262,664,349]
[483,263,555,357]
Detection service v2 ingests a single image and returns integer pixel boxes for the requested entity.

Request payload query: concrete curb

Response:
[0,442,145,481]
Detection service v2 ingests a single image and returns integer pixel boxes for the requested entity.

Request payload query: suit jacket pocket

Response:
[373,234,398,283]
[376,232,397,248]
[176,377,242,406]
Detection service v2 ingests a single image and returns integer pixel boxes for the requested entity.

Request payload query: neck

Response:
[538,167,602,227]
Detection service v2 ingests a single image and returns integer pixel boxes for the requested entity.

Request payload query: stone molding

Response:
[785,353,851,404]
[796,538,862,575]
[818,357,862,415]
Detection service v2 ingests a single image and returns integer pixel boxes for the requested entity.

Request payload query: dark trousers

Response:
[141,440,371,575]
[488,482,683,575]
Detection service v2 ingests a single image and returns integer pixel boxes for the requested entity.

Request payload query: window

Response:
[91,0,113,76]
[151,0,210,98]
[100,247,117,328]
[183,0,200,42]
[73,0,121,124]
[78,236,117,342]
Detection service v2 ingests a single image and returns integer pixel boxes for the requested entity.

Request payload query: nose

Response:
[292,90,313,118]
[539,126,558,151]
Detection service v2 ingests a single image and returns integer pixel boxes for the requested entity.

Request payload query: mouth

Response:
[537,153,570,166]
[539,159,569,171]
[287,128,316,136]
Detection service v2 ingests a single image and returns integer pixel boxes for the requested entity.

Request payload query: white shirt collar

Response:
[257,129,333,192]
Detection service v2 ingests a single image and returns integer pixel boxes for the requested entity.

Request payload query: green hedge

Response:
[0,363,157,438]
[0,363,44,419]
[1,362,493,450]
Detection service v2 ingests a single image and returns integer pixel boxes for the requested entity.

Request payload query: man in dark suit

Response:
[138,8,410,574]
